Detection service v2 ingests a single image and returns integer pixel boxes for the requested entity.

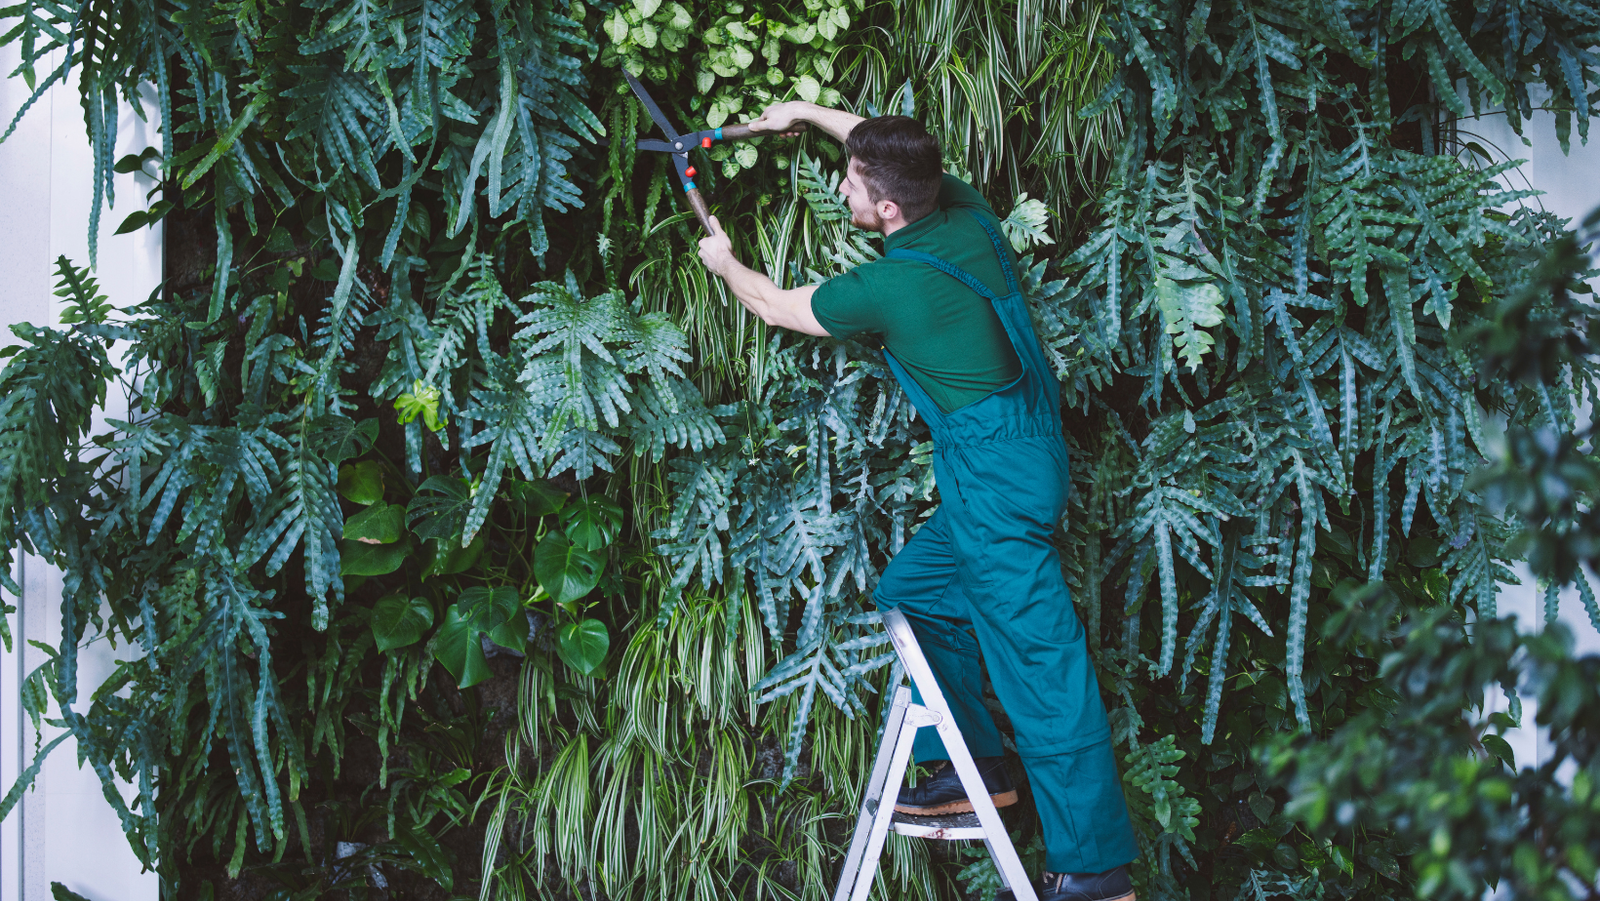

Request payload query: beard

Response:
[850,203,884,233]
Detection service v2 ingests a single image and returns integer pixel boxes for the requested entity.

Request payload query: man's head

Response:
[839,116,942,235]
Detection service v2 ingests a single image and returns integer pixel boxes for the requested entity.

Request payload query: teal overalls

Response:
[875,211,1139,874]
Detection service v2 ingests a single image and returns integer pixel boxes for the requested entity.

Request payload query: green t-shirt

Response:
[810,175,1023,413]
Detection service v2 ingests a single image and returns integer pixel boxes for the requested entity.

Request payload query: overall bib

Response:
[874,212,1138,874]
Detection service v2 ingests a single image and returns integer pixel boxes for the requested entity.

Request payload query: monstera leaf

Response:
[459,586,520,631]
[534,532,604,603]
[310,416,378,466]
[408,476,473,542]
[421,533,485,578]
[560,496,623,551]
[432,605,493,688]
[510,479,568,519]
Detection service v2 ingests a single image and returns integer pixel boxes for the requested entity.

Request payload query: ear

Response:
[877,198,902,221]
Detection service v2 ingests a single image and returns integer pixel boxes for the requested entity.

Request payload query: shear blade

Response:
[624,72,681,143]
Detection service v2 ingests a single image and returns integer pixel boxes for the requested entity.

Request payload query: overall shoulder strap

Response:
[885,248,1000,301]
[965,209,1019,295]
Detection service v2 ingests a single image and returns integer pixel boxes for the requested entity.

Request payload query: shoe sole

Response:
[894,790,1018,815]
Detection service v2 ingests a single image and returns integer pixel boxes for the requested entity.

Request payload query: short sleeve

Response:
[811,267,885,341]
[937,175,995,217]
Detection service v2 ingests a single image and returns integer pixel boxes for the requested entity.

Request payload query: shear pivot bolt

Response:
[701,136,713,148]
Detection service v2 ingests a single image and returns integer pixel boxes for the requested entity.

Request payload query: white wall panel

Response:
[0,43,161,901]
[1462,94,1600,783]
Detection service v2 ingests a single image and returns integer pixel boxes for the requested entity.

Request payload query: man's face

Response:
[839,158,887,232]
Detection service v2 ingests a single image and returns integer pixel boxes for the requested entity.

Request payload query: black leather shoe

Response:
[998,866,1135,901]
[893,757,1017,815]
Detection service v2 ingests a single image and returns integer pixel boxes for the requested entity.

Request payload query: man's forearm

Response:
[720,261,786,321]
[796,102,864,144]
[715,259,827,336]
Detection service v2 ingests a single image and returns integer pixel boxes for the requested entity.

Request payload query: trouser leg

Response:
[941,442,1139,873]
[1018,739,1136,873]
[873,508,1004,761]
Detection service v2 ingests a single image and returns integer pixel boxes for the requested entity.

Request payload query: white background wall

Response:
[0,43,161,901]
[1463,89,1600,775]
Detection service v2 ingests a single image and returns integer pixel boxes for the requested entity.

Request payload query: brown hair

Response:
[845,116,943,223]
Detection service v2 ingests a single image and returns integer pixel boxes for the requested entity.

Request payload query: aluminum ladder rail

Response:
[832,608,1038,901]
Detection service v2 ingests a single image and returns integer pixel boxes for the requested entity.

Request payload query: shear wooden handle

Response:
[685,187,716,235]
[683,122,809,235]
[717,121,810,141]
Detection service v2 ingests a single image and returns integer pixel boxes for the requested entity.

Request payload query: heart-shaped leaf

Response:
[795,74,821,103]
[535,532,604,603]
[345,502,404,544]
[458,586,520,631]
[560,497,623,551]
[338,460,385,505]
[371,594,433,652]
[340,539,407,576]
[407,476,472,542]
[487,612,530,654]
[1247,792,1275,823]
[556,618,609,676]
[509,479,568,519]
[311,415,379,466]
[432,604,493,688]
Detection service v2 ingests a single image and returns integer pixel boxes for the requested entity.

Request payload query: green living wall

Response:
[1,0,1599,898]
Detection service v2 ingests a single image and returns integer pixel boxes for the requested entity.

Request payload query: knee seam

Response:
[1015,727,1112,758]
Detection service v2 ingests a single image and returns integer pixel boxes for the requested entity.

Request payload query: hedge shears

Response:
[624,72,806,236]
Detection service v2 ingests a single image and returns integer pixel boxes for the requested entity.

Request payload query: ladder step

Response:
[833,611,1038,901]
[890,810,987,840]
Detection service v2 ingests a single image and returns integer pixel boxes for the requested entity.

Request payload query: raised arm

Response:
[747,100,864,144]
[693,101,864,335]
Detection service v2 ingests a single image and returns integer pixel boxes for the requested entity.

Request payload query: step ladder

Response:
[833,608,1039,901]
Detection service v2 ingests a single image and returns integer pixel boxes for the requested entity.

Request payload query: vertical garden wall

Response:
[1,0,1598,898]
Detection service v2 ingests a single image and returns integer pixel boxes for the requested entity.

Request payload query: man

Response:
[695,101,1139,901]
